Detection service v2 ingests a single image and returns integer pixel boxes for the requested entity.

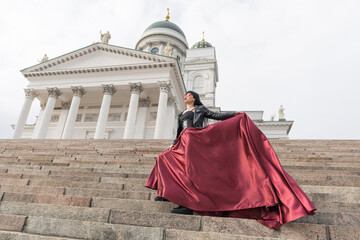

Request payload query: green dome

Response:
[145,20,186,38]
[191,40,213,49]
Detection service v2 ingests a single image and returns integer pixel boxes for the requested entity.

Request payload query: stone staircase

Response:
[0,139,359,240]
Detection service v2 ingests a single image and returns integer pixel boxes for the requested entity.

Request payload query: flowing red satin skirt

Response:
[146,113,316,230]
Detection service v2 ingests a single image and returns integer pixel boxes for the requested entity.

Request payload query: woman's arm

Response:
[203,106,237,121]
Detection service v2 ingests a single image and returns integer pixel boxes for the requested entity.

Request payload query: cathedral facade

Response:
[12,13,293,140]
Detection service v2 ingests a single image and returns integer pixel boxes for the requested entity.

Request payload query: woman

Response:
[169,91,242,150]
[146,91,316,230]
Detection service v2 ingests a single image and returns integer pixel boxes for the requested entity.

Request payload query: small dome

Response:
[145,20,186,38]
[191,40,212,49]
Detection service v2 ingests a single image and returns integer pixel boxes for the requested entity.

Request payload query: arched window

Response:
[193,76,205,94]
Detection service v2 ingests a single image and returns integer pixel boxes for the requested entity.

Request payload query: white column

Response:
[154,81,171,139]
[164,98,176,139]
[134,97,150,139]
[12,89,38,139]
[55,101,70,138]
[94,84,116,139]
[34,87,62,139]
[62,86,86,139]
[32,102,45,138]
[146,42,152,52]
[123,83,143,139]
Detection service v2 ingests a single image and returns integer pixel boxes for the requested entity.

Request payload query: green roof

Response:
[191,41,213,49]
[145,20,186,38]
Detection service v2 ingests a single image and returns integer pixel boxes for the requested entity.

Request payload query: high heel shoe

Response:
[154,196,168,202]
[171,205,193,215]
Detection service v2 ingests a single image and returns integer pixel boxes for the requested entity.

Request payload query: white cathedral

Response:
[12,11,293,140]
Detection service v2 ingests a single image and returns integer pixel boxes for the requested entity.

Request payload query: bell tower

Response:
[184,32,218,107]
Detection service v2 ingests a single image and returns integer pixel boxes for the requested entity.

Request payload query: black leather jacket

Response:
[172,105,236,144]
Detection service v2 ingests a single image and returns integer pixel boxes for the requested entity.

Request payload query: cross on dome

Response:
[166,8,170,21]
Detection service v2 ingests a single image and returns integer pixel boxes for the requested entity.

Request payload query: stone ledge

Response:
[91,197,176,213]
[24,216,164,240]
[0,214,27,232]
[0,201,110,223]
[201,216,327,240]
[165,229,287,240]
[0,230,79,239]
[110,209,202,231]
[2,192,91,207]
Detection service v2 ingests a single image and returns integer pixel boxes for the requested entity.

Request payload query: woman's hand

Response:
[164,144,174,151]
[235,111,244,115]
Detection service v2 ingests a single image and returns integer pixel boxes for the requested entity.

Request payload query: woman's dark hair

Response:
[186,91,203,106]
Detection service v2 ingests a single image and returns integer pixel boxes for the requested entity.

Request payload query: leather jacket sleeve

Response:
[202,106,236,120]
[172,106,235,145]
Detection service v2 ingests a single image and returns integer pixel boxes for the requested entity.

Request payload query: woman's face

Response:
[184,93,195,104]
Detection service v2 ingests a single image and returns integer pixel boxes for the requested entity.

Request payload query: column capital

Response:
[61,101,71,110]
[24,88,38,99]
[129,82,143,94]
[158,81,171,93]
[47,87,62,98]
[71,86,86,97]
[139,97,150,108]
[102,84,117,96]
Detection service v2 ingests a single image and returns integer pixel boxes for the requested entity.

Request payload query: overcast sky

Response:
[0,0,359,139]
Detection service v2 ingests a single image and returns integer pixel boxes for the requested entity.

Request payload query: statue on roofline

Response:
[38,54,48,63]
[100,30,111,44]
[279,105,285,120]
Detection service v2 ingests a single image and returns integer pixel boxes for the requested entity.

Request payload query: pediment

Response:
[21,43,175,73]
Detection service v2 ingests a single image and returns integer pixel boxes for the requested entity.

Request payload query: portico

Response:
[15,43,186,139]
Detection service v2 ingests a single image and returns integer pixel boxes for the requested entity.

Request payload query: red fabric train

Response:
[146,113,316,230]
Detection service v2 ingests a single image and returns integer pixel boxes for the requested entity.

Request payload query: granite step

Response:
[0,230,78,240]
[3,189,358,216]
[0,201,110,223]
[23,216,164,240]
[0,173,23,179]
[164,229,287,240]
[0,213,27,232]
[2,192,91,207]
[294,211,360,227]
[279,158,360,164]
[0,201,332,240]
[65,188,151,200]
[22,215,281,240]
[90,194,358,217]
[285,168,360,176]
[28,178,125,191]
[200,215,360,240]
[1,184,153,200]
[0,201,199,232]
[311,201,360,214]
[282,164,360,172]
[0,184,65,195]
